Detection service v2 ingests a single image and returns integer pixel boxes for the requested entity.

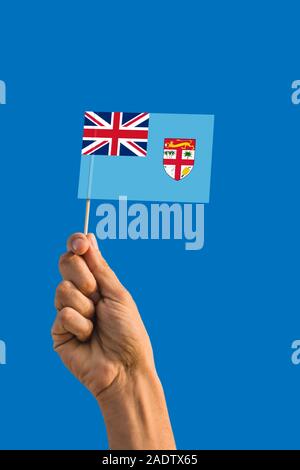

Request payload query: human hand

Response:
[52,233,176,449]
[52,233,154,399]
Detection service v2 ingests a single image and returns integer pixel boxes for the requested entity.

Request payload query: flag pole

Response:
[84,154,95,235]
[84,199,90,235]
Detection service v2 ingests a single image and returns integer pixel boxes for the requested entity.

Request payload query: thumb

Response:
[67,232,90,255]
[84,233,127,301]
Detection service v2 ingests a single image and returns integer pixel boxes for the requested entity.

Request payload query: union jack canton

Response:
[82,111,149,157]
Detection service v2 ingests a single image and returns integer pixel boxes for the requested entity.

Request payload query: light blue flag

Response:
[78,112,214,203]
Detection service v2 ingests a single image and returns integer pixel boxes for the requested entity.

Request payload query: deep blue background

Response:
[0,2,299,449]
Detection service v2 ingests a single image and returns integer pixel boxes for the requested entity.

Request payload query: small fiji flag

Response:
[78,111,214,231]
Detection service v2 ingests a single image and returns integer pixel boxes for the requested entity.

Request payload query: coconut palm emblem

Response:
[163,138,196,181]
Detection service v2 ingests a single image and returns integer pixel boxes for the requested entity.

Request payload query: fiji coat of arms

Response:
[163,138,196,181]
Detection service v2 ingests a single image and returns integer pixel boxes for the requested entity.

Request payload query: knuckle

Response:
[56,280,73,297]
[78,321,93,342]
[83,301,95,318]
[84,321,93,336]
[60,307,73,324]
[58,252,71,271]
[62,279,74,291]
[117,286,131,303]
[81,278,97,296]
[59,252,80,270]
[55,281,74,309]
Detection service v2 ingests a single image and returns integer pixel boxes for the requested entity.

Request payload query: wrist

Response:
[97,366,176,450]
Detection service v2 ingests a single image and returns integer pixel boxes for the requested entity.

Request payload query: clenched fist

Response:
[52,233,175,450]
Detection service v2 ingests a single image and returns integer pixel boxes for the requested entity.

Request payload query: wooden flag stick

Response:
[84,154,95,235]
[84,199,91,235]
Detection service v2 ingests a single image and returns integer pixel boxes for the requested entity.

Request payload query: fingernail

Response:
[72,238,82,252]
[90,234,98,250]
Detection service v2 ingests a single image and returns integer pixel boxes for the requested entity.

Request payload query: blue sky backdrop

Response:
[0,1,299,449]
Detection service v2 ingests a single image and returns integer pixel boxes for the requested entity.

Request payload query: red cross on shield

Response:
[163,138,196,181]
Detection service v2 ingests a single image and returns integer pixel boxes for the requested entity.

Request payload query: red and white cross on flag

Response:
[163,138,196,181]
